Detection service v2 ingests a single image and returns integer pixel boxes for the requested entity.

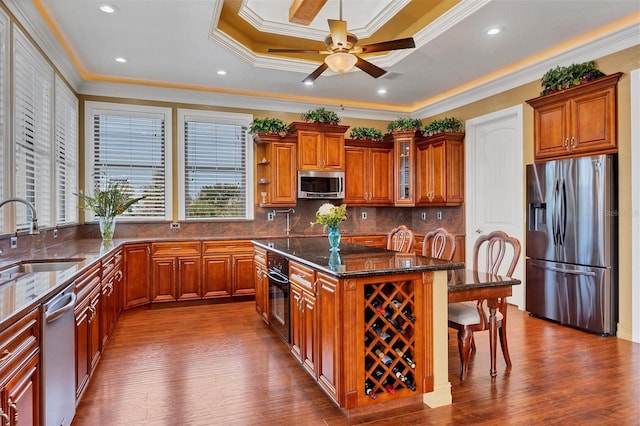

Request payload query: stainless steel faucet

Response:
[0,197,40,235]
[272,208,296,236]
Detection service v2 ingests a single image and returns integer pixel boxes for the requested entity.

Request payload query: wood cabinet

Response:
[416,132,464,206]
[526,73,622,161]
[385,130,421,206]
[73,263,102,402]
[202,240,255,298]
[289,261,318,377]
[344,140,394,206]
[123,243,151,309]
[290,122,349,171]
[0,308,39,426]
[315,271,341,404]
[349,235,388,249]
[100,248,123,349]
[254,247,268,323]
[150,242,202,302]
[254,134,297,207]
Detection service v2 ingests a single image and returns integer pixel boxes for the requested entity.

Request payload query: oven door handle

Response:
[267,269,289,284]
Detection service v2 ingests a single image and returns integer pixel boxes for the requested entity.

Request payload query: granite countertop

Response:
[252,237,465,278]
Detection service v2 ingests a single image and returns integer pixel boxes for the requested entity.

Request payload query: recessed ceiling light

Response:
[377,88,387,95]
[486,27,502,35]
[217,70,227,75]
[115,57,127,63]
[100,4,117,13]
[304,81,313,86]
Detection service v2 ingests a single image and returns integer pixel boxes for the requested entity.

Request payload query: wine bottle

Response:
[392,367,417,391]
[391,298,403,309]
[394,347,416,369]
[372,367,385,379]
[371,322,391,342]
[382,379,396,395]
[402,306,416,323]
[365,380,378,400]
[374,348,393,366]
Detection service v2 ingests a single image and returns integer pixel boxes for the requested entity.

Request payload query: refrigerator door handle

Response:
[530,262,596,276]
[559,178,567,246]
[552,178,561,245]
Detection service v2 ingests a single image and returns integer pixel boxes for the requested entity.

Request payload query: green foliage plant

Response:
[540,61,605,95]
[386,117,422,134]
[349,127,384,141]
[423,117,463,136]
[300,107,341,125]
[76,180,145,217]
[249,117,288,135]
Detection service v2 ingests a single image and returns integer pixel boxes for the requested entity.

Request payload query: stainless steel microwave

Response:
[297,170,344,199]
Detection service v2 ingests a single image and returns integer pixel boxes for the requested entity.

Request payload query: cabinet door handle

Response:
[570,136,575,147]
[115,270,123,281]
[8,399,17,425]
[0,409,8,426]
[563,137,569,148]
[0,349,11,362]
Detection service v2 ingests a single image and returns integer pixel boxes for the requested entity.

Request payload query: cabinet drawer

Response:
[350,235,387,248]
[0,308,39,375]
[101,249,123,278]
[151,241,201,256]
[202,240,253,254]
[75,263,102,302]
[290,261,315,294]
[254,247,267,267]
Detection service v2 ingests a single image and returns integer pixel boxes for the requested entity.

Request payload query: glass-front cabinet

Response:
[387,130,419,206]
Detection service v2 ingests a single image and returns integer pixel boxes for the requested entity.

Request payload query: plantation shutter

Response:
[54,76,78,225]
[13,26,53,230]
[183,119,248,219]
[91,110,166,219]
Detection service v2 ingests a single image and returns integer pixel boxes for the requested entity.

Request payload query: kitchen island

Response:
[252,237,464,413]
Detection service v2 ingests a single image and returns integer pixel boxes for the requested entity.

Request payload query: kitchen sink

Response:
[0,259,84,276]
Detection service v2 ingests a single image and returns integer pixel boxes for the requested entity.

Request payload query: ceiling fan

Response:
[268,1,415,83]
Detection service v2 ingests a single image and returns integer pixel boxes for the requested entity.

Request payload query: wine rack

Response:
[363,279,419,403]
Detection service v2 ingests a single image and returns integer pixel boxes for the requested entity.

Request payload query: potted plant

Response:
[540,61,605,95]
[423,117,463,136]
[386,117,422,134]
[75,180,145,240]
[300,107,341,125]
[249,117,289,136]
[349,127,384,141]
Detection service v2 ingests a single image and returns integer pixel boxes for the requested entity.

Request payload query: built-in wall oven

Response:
[267,251,290,343]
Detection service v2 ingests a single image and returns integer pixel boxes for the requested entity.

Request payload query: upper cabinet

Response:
[416,132,464,206]
[385,130,420,207]
[526,73,622,161]
[290,122,349,171]
[344,139,394,206]
[254,133,297,207]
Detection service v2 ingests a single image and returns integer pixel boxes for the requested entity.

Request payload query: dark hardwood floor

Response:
[72,301,640,425]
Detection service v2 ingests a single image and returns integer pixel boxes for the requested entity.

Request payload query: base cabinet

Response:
[123,243,151,309]
[100,248,123,349]
[289,262,318,378]
[151,242,202,302]
[0,308,39,426]
[254,247,268,322]
[202,241,255,298]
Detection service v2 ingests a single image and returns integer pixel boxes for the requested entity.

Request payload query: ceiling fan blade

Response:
[328,19,348,48]
[302,63,329,83]
[360,37,416,54]
[355,57,386,79]
[268,48,322,54]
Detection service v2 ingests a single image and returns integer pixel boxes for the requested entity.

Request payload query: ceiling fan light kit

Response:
[325,52,358,74]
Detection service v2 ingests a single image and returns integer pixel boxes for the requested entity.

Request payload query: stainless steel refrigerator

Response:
[526,154,617,335]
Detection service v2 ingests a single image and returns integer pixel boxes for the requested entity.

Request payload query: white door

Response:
[465,105,524,309]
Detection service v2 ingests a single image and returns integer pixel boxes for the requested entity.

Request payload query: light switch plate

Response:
[436,211,442,220]
[361,211,367,220]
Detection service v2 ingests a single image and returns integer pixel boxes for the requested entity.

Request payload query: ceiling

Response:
[4,0,639,119]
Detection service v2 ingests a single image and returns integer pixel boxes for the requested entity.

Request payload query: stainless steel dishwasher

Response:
[41,283,76,426]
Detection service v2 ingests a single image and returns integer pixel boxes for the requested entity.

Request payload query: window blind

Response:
[183,118,249,219]
[13,27,52,230]
[54,76,78,225]
[90,110,166,219]
[0,11,8,231]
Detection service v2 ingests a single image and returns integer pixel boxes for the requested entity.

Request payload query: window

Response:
[54,76,78,225]
[0,10,8,232]
[84,102,172,221]
[13,26,53,230]
[177,109,253,220]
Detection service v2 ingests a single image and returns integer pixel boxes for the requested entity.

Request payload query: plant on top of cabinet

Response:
[349,127,384,141]
[423,117,463,137]
[386,117,422,134]
[540,61,605,95]
[300,107,341,125]
[250,117,289,136]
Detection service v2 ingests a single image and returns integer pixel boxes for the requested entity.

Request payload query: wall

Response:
[419,45,640,340]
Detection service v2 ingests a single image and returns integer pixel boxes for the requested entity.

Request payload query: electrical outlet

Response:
[170,222,180,229]
[361,211,367,220]
[10,236,17,249]
[436,211,442,220]
[267,212,275,221]
[421,212,426,221]
[53,228,58,238]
